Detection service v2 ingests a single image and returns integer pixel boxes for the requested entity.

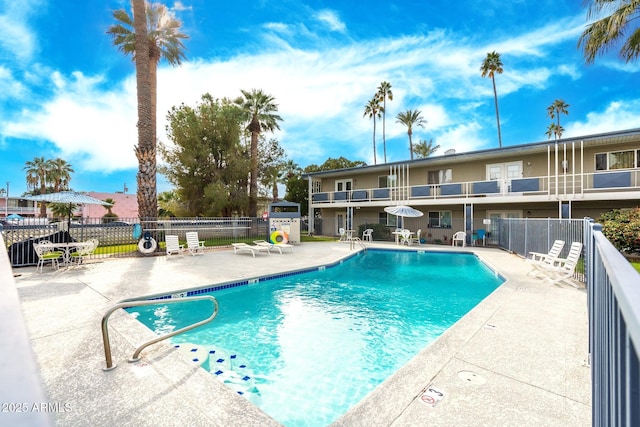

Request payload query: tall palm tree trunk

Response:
[132,0,156,220]
[372,118,377,165]
[408,129,414,160]
[491,76,502,148]
[382,101,387,163]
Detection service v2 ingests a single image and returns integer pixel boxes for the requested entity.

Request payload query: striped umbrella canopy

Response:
[25,191,113,206]
[384,205,424,217]
[25,191,113,229]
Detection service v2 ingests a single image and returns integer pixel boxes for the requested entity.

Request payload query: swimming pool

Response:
[128,249,503,426]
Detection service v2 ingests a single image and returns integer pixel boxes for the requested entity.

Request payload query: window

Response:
[428,211,451,228]
[378,212,398,227]
[595,150,640,171]
[335,179,352,191]
[378,174,397,188]
[428,169,452,184]
[312,180,322,193]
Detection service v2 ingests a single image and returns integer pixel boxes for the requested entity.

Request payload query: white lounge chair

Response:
[232,242,270,257]
[254,240,294,254]
[534,241,583,287]
[526,240,565,274]
[165,235,184,256]
[452,231,466,247]
[362,229,373,242]
[186,231,205,255]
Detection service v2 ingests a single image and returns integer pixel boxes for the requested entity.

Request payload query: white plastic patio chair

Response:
[34,241,62,272]
[534,242,583,287]
[362,229,373,242]
[400,229,412,246]
[452,231,466,247]
[165,235,184,256]
[526,240,565,274]
[410,229,422,245]
[186,231,205,255]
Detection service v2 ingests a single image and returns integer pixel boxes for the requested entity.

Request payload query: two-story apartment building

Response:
[304,128,640,241]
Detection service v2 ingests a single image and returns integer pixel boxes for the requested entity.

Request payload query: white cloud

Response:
[0,0,43,63]
[2,10,638,177]
[171,1,192,12]
[565,100,640,137]
[315,9,346,33]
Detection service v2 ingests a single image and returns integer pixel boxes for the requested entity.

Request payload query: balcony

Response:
[310,170,640,205]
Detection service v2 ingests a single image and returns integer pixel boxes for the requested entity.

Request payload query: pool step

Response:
[173,343,208,366]
[173,342,261,401]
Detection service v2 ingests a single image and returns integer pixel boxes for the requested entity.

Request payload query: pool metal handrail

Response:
[101,295,219,371]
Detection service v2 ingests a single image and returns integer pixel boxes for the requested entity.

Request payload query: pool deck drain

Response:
[11,242,590,426]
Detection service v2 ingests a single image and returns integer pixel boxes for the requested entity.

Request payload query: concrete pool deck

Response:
[12,242,590,426]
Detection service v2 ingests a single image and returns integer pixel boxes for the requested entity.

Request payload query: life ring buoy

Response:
[270,230,288,244]
[138,236,157,254]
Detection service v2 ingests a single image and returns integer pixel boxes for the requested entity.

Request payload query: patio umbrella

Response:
[384,205,424,218]
[384,205,424,229]
[25,191,112,229]
[7,213,23,219]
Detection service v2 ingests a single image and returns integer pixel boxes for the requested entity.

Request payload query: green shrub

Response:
[598,208,640,253]
[357,223,391,241]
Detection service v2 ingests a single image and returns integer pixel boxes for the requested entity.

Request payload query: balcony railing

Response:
[311,170,640,204]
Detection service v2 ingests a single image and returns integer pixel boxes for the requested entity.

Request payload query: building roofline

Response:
[302,127,640,178]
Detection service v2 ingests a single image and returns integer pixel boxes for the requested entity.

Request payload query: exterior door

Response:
[487,161,523,193]
[336,212,345,236]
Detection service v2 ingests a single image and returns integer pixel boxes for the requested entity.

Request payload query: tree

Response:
[49,158,74,191]
[108,1,188,219]
[376,81,393,163]
[598,208,640,254]
[157,190,180,217]
[546,99,569,140]
[363,97,382,165]
[160,94,249,216]
[236,89,283,217]
[396,109,426,160]
[545,123,565,141]
[304,157,367,173]
[258,138,286,201]
[480,51,504,148]
[412,139,440,159]
[24,156,52,217]
[578,0,640,64]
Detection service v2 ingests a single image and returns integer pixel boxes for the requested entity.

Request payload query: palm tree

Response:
[412,139,440,159]
[236,89,283,217]
[546,99,570,141]
[480,51,504,148]
[24,157,52,217]
[363,97,382,165]
[108,1,188,219]
[578,0,640,64]
[376,81,393,163]
[49,158,74,191]
[396,109,427,160]
[545,123,565,141]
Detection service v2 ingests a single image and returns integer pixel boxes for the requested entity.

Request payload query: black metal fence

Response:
[1,217,271,267]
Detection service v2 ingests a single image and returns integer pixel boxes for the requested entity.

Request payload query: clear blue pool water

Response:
[128,249,503,426]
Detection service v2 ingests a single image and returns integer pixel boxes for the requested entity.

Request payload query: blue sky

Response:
[1,0,638,197]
